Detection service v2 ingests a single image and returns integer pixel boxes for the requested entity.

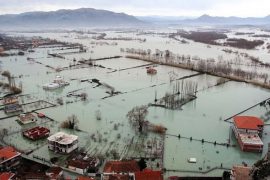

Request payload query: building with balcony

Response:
[47,132,78,154]
[232,116,264,152]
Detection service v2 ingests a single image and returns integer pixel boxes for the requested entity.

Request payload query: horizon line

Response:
[0,7,269,18]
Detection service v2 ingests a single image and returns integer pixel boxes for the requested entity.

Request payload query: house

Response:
[232,116,264,152]
[23,126,50,140]
[3,96,18,105]
[135,169,163,180]
[22,172,50,180]
[147,67,157,74]
[0,146,21,171]
[103,161,163,180]
[67,153,100,174]
[4,104,23,114]
[47,132,78,154]
[104,174,131,180]
[0,172,15,180]
[103,160,140,180]
[230,165,252,180]
[103,160,140,173]
[18,113,37,124]
[3,96,22,114]
[76,176,95,180]
[37,113,46,118]
[45,166,63,180]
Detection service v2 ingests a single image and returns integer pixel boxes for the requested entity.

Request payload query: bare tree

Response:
[127,105,148,133]
[60,114,79,129]
[81,92,88,101]
[95,110,102,120]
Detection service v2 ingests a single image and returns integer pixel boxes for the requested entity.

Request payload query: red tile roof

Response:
[0,172,15,180]
[38,113,46,118]
[135,169,163,180]
[77,176,95,180]
[68,159,89,169]
[233,116,264,130]
[103,160,140,173]
[107,174,129,180]
[46,166,63,176]
[23,126,50,140]
[0,146,21,163]
[232,165,252,180]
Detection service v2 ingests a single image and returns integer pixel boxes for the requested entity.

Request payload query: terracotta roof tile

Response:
[232,165,252,180]
[77,176,95,180]
[107,174,129,180]
[104,160,140,173]
[234,116,264,130]
[135,169,163,180]
[0,172,15,180]
[0,146,21,163]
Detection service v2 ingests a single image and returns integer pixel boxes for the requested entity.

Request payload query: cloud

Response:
[0,0,269,17]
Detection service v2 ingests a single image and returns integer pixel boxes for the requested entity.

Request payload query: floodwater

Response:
[0,27,270,178]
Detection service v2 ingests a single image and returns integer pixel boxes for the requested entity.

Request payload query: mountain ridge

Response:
[0,8,146,29]
[137,14,270,25]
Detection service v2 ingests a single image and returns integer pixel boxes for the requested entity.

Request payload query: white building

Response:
[47,132,78,154]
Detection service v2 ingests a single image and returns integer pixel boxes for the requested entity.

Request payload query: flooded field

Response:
[0,27,270,178]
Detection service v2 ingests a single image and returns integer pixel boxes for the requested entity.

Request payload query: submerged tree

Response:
[138,158,147,171]
[80,92,88,101]
[127,105,148,133]
[95,110,102,120]
[60,114,79,130]
[250,159,270,180]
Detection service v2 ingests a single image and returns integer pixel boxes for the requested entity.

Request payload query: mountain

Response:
[136,14,270,26]
[180,14,270,25]
[0,8,146,29]
[137,16,192,22]
[136,16,196,26]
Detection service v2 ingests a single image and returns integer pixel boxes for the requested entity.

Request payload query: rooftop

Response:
[23,126,50,139]
[46,166,63,175]
[0,146,21,164]
[47,132,78,145]
[68,153,99,169]
[19,113,36,121]
[0,172,15,180]
[233,116,264,130]
[106,174,130,180]
[238,133,263,145]
[103,160,140,173]
[135,169,163,180]
[231,165,252,180]
[3,96,18,104]
[77,176,95,180]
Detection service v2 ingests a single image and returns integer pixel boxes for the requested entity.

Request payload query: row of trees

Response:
[123,48,270,86]
[159,80,198,109]
[1,70,22,94]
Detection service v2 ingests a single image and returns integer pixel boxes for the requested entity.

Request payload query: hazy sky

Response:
[0,0,269,17]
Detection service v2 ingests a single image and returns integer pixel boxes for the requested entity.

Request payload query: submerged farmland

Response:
[0,27,270,178]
